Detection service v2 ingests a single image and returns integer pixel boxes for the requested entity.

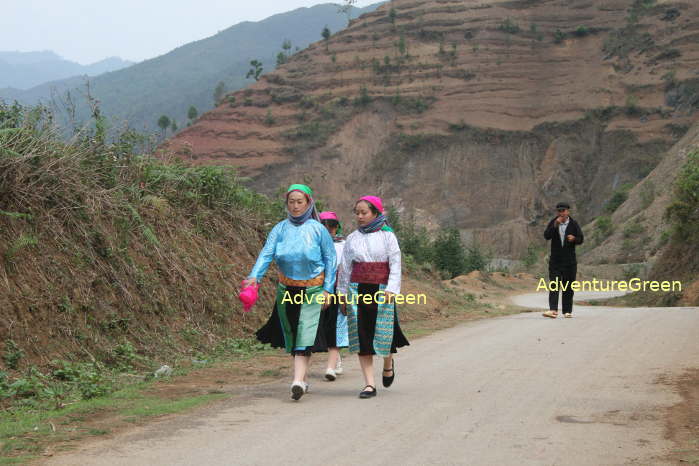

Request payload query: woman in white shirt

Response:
[338,196,409,398]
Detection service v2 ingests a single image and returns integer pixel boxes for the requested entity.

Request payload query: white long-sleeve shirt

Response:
[334,240,345,269]
[337,229,402,295]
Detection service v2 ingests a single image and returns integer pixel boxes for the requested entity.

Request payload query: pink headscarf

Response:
[319,211,339,221]
[358,195,384,213]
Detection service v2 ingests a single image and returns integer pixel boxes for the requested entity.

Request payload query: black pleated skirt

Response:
[255,285,328,355]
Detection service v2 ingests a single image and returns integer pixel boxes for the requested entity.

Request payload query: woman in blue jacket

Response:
[243,184,336,401]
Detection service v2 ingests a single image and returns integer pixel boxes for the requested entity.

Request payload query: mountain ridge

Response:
[0,3,383,132]
[0,51,133,89]
[163,0,699,260]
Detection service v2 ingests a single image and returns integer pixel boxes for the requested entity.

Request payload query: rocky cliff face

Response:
[164,0,699,258]
[581,120,699,266]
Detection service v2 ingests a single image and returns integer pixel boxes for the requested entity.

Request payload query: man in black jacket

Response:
[542,202,584,318]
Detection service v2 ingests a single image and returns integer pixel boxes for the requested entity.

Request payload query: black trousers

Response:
[548,263,577,314]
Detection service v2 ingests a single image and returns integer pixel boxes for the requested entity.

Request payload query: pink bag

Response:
[238,282,259,312]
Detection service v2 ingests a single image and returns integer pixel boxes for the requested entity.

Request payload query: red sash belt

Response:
[350,261,390,285]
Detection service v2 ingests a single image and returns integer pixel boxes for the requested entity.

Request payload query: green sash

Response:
[275,283,324,353]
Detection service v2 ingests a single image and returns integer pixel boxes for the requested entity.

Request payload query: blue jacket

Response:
[248,219,337,292]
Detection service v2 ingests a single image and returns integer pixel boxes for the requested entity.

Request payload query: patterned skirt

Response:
[346,282,409,356]
[320,294,349,349]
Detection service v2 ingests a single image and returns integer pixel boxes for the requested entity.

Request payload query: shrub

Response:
[661,7,681,21]
[522,245,541,269]
[463,241,489,274]
[666,150,699,241]
[298,95,315,109]
[498,18,520,34]
[602,26,654,59]
[661,70,677,89]
[397,219,432,265]
[2,340,24,370]
[573,25,590,37]
[594,215,613,241]
[353,86,371,107]
[433,228,466,278]
[665,123,689,139]
[623,219,645,238]
[654,49,681,61]
[605,183,634,213]
[623,263,643,280]
[625,95,640,115]
[554,29,565,44]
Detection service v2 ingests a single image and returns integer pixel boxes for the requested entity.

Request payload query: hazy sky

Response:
[3,0,377,65]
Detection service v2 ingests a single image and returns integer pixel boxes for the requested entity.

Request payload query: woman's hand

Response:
[242,277,257,288]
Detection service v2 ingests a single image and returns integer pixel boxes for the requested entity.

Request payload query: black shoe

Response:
[359,385,377,398]
[382,361,395,388]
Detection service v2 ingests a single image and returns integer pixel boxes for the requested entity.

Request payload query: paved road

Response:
[47,293,699,465]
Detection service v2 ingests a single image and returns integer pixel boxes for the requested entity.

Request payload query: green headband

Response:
[287,184,313,198]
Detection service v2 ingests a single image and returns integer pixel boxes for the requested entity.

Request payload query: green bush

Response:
[654,48,681,61]
[498,18,520,34]
[602,26,654,59]
[623,263,643,280]
[463,242,489,274]
[624,95,641,116]
[573,25,590,37]
[522,245,541,268]
[77,366,113,400]
[666,150,699,241]
[623,219,645,238]
[433,228,466,278]
[393,96,432,114]
[553,29,565,44]
[594,215,614,241]
[214,338,268,356]
[605,183,634,213]
[2,340,24,370]
[397,218,433,265]
[112,341,140,371]
[353,86,372,106]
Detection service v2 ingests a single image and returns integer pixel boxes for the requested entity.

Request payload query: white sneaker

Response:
[325,368,337,381]
[335,357,343,375]
[291,382,305,400]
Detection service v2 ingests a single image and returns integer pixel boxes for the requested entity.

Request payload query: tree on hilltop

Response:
[338,0,357,26]
[187,105,198,122]
[157,115,170,138]
[246,60,263,81]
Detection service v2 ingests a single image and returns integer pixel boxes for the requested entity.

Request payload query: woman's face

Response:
[323,224,338,236]
[287,191,309,216]
[355,201,378,226]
